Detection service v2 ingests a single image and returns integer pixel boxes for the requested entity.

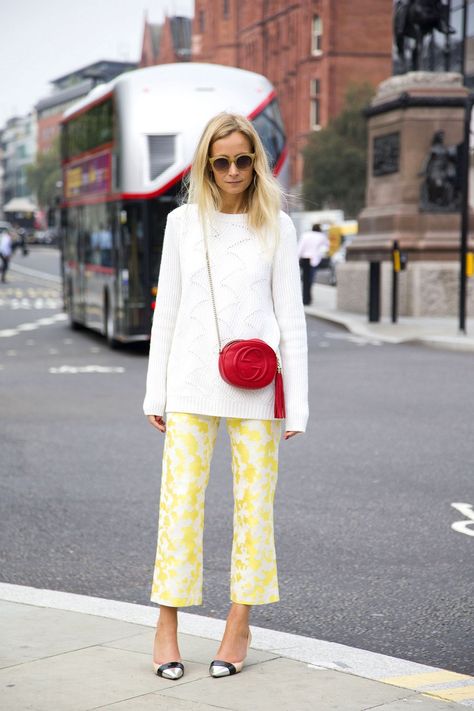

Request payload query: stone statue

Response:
[419,130,461,211]
[394,0,455,72]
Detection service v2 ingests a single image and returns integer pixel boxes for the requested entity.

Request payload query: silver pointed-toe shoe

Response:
[209,629,252,678]
[152,660,184,679]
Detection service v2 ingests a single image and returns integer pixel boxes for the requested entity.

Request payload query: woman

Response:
[143,112,308,680]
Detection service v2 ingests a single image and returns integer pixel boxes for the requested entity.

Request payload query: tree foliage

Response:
[302,83,375,218]
[26,135,62,209]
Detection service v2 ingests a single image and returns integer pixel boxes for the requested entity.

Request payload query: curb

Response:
[305,305,474,352]
[1,582,473,706]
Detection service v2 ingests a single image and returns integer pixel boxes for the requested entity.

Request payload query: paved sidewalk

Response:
[306,284,474,352]
[1,585,473,711]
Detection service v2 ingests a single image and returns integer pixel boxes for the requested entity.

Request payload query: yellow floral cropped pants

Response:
[150,412,281,607]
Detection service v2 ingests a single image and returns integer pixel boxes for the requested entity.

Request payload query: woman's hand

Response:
[147,415,166,433]
[284,430,302,440]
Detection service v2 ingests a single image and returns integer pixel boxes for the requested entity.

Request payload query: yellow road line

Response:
[381,670,473,689]
[424,686,474,702]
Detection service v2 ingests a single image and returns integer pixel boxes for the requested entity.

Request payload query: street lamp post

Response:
[444,0,452,70]
[461,0,468,78]
[459,0,471,333]
[459,94,472,334]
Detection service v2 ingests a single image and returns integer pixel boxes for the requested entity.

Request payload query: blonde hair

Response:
[183,112,283,254]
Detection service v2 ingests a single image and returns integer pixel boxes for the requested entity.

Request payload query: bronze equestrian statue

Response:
[394,0,455,72]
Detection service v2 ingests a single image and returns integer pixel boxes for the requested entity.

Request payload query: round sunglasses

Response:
[208,152,256,173]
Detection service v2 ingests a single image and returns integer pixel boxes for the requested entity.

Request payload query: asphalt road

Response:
[0,247,472,674]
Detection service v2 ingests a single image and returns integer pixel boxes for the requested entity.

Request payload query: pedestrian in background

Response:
[17,226,29,256]
[143,112,308,681]
[297,223,329,305]
[0,230,13,283]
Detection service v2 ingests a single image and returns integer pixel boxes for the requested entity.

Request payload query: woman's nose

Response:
[228,161,239,176]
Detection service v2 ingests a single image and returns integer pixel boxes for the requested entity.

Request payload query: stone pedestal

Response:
[337,260,474,317]
[338,72,474,317]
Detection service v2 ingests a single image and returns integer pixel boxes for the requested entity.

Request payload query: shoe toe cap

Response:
[162,667,184,680]
[210,660,237,677]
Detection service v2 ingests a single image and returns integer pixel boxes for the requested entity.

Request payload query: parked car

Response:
[43,227,60,245]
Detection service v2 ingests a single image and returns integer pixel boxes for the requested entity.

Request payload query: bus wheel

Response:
[104,292,120,349]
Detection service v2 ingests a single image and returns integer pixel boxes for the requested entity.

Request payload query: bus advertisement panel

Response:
[64,150,112,202]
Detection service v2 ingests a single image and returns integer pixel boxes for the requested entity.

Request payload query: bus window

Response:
[147,198,179,287]
[252,98,286,170]
[62,97,114,160]
[81,203,111,267]
[121,204,146,316]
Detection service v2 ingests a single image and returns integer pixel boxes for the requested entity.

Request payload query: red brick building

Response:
[191,0,393,189]
[140,14,192,67]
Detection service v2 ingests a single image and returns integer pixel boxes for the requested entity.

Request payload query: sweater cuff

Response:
[283,415,308,433]
[143,397,166,417]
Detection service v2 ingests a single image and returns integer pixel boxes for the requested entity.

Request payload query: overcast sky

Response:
[1,0,194,129]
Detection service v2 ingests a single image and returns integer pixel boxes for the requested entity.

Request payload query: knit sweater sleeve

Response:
[143,208,182,416]
[272,214,309,433]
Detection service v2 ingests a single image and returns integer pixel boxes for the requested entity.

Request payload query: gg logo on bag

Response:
[219,339,276,389]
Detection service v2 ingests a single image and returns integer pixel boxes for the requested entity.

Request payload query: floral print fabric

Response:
[151,412,281,606]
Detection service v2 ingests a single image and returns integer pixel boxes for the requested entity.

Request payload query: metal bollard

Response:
[368,261,381,322]
[392,241,400,323]
[391,241,407,323]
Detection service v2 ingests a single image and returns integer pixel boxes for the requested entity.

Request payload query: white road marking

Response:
[48,365,125,374]
[0,330,18,338]
[324,331,383,346]
[451,503,474,537]
[6,350,16,356]
[0,313,67,338]
[2,287,59,298]
[2,297,61,310]
[36,316,61,325]
[10,298,29,309]
[17,323,39,332]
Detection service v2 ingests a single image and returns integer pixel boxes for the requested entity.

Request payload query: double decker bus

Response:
[60,62,288,346]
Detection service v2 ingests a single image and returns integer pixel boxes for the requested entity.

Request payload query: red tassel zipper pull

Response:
[274,357,286,419]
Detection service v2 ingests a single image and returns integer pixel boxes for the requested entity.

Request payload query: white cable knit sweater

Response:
[142,203,309,432]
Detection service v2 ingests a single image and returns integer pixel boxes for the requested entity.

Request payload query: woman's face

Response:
[209,131,255,198]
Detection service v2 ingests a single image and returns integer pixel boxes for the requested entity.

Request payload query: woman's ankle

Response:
[226,603,251,630]
[157,605,178,623]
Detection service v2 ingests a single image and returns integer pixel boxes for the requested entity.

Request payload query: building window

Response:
[199,10,205,33]
[310,79,321,130]
[311,15,322,55]
[223,0,229,18]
